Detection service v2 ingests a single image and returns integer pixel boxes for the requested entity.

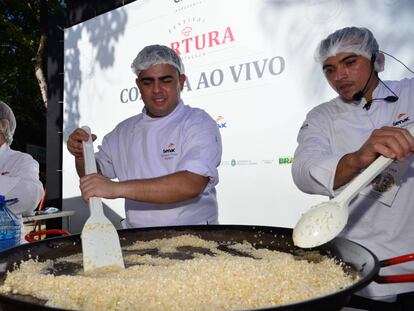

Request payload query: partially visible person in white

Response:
[0,100,44,243]
[292,27,414,309]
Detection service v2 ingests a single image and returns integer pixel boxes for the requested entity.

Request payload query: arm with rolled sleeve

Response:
[0,151,44,216]
[291,108,341,198]
[176,111,222,192]
[80,111,222,204]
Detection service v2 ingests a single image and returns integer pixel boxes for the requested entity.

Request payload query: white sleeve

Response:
[95,133,117,179]
[176,112,222,191]
[0,154,44,215]
[291,109,341,198]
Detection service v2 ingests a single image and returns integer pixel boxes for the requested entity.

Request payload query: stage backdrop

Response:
[62,0,414,233]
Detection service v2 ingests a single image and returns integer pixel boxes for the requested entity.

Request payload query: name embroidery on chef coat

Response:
[161,143,178,160]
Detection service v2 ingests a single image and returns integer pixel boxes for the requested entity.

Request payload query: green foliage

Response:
[0,0,62,151]
[1,1,39,102]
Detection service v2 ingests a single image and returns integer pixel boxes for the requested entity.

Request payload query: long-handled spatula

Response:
[293,125,414,248]
[81,126,125,272]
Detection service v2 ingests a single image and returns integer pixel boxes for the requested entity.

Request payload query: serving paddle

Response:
[293,125,414,248]
[81,126,124,271]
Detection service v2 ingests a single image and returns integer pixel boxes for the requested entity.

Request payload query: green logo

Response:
[278,157,293,165]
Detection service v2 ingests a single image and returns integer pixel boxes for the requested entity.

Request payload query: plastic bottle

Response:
[0,195,20,251]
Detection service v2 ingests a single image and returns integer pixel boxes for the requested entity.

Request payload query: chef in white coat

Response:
[292,27,414,310]
[0,100,44,243]
[67,45,222,228]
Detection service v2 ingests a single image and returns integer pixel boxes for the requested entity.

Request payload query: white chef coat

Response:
[0,143,44,243]
[292,78,414,299]
[95,100,222,228]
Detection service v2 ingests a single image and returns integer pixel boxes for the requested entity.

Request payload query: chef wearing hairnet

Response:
[67,44,222,228]
[292,27,414,309]
[0,100,44,243]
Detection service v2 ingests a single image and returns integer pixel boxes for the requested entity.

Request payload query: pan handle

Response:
[25,229,70,243]
[375,253,414,284]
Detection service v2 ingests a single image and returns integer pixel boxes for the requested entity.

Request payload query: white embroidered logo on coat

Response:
[161,143,177,159]
[393,113,410,126]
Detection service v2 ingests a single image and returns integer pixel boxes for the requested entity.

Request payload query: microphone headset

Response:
[352,54,376,102]
[352,53,400,110]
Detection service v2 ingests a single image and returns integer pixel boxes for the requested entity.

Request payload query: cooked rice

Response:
[0,234,358,310]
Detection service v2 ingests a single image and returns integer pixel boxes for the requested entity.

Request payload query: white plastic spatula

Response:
[81,126,125,272]
[293,125,414,248]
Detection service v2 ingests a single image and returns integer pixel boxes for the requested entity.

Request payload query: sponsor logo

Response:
[222,158,293,166]
[172,0,203,12]
[163,143,176,153]
[229,159,258,166]
[162,143,177,159]
[393,113,410,126]
[215,116,227,129]
[278,157,293,165]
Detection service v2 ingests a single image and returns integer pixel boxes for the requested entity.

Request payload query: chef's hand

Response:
[334,126,414,189]
[354,126,414,169]
[80,173,120,202]
[67,128,97,160]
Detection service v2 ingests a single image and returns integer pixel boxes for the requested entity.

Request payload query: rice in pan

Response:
[0,234,358,311]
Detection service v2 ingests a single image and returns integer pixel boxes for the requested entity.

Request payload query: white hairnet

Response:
[131,45,185,77]
[0,100,16,145]
[315,27,384,72]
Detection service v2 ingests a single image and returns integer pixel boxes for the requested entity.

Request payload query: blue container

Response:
[0,195,20,251]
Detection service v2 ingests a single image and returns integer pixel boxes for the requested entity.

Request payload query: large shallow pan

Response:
[0,225,411,310]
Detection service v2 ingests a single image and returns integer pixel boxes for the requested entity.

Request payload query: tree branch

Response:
[32,0,48,108]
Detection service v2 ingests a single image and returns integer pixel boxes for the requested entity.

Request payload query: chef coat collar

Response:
[0,143,8,157]
[142,99,184,121]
